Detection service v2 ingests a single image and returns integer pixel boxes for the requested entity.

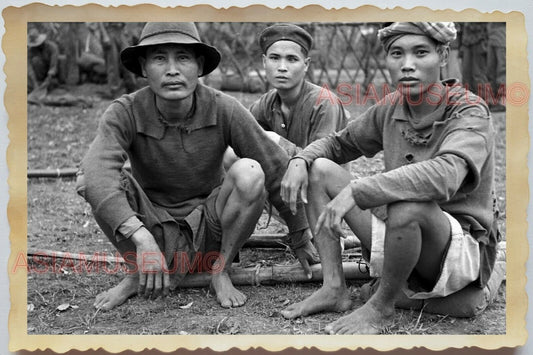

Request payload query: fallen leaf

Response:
[229,324,240,334]
[268,311,281,317]
[281,299,290,306]
[56,303,70,311]
[179,302,193,309]
[178,331,188,335]
[27,303,35,312]
[71,305,79,309]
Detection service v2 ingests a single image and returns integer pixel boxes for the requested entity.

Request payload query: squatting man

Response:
[76,22,317,310]
[280,22,500,334]
[224,23,348,255]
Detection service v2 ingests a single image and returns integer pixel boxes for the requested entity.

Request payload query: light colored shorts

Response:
[369,211,480,299]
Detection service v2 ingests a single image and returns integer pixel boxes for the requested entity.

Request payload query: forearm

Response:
[296,132,363,168]
[351,154,469,210]
[116,216,144,242]
[278,136,301,158]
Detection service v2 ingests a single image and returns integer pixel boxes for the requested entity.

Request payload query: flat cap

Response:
[259,23,313,54]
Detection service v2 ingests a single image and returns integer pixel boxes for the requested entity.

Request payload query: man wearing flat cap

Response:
[280,22,502,334]
[225,23,348,258]
[76,22,314,310]
[249,23,348,158]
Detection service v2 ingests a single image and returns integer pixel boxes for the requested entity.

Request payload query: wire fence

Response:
[31,22,391,93]
[199,22,390,92]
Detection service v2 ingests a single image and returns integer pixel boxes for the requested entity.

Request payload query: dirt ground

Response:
[26,83,506,335]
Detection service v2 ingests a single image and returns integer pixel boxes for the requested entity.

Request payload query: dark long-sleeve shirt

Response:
[80,84,307,237]
[297,80,499,287]
[250,80,348,157]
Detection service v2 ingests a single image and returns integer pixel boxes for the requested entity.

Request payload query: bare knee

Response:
[308,158,337,186]
[227,158,265,199]
[387,201,436,230]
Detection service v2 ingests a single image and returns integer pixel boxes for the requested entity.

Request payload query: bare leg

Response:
[325,201,451,334]
[90,211,142,311]
[211,158,266,308]
[281,158,373,318]
[222,147,239,171]
[79,171,173,311]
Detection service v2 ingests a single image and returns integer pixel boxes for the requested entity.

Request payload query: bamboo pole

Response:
[244,233,360,250]
[179,262,370,287]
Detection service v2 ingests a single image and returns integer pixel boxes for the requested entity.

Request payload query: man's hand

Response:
[130,227,170,300]
[281,158,309,215]
[286,229,320,279]
[315,184,356,240]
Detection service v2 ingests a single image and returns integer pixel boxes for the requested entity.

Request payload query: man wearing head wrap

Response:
[280,22,502,334]
[76,22,313,310]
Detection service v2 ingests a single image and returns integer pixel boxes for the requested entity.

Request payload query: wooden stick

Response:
[26,233,361,264]
[27,168,78,178]
[27,248,124,264]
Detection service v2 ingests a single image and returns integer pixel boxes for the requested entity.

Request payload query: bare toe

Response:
[324,301,393,335]
[281,286,352,319]
[93,276,138,311]
[211,271,247,308]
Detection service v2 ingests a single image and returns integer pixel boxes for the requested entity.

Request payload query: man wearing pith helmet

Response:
[280,22,501,334]
[77,22,314,310]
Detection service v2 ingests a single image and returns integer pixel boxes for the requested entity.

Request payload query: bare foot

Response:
[281,286,352,319]
[324,300,394,334]
[94,274,138,310]
[211,270,247,308]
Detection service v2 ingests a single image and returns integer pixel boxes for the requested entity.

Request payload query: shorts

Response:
[183,186,223,254]
[369,211,480,299]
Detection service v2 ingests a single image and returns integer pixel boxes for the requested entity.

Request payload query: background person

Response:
[485,22,506,111]
[27,27,60,96]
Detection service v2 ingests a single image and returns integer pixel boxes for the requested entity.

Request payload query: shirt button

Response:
[281,123,286,128]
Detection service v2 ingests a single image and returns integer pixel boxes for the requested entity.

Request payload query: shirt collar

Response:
[391,80,452,125]
[132,84,218,139]
[271,80,310,113]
